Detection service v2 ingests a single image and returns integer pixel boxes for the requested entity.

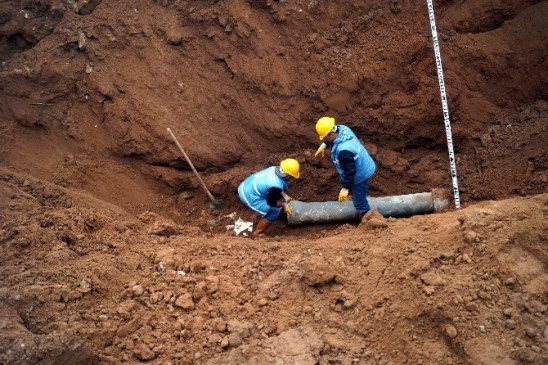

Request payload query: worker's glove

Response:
[283,193,293,203]
[284,203,293,215]
[338,188,349,202]
[315,143,327,157]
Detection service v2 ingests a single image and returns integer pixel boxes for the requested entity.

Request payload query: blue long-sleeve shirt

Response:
[326,125,375,189]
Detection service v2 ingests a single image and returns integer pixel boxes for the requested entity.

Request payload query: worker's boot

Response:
[252,218,271,239]
[249,213,259,223]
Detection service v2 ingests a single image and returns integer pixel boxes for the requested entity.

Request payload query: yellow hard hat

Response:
[315,116,336,140]
[280,158,300,179]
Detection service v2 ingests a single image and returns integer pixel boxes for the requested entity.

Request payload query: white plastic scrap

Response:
[232,218,253,236]
[224,212,253,236]
[224,212,238,220]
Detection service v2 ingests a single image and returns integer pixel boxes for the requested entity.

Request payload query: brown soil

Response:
[1,0,547,364]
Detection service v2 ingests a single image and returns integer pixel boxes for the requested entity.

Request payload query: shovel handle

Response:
[167,128,216,202]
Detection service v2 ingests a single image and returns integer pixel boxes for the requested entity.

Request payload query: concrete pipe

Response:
[287,189,449,226]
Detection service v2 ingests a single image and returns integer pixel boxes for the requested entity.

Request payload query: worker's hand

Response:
[283,194,293,203]
[338,188,349,202]
[284,203,292,215]
[315,143,327,157]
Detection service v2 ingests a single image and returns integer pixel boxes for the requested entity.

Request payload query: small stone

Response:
[465,302,478,312]
[215,321,226,333]
[420,272,446,286]
[150,292,163,304]
[504,320,517,330]
[445,324,458,339]
[79,279,92,294]
[525,300,547,314]
[60,285,72,302]
[192,285,207,302]
[463,231,477,243]
[78,31,87,50]
[132,285,144,297]
[190,261,206,273]
[228,332,242,347]
[167,29,183,45]
[440,251,455,259]
[134,344,155,361]
[172,320,182,331]
[525,326,537,338]
[179,191,193,200]
[159,341,174,356]
[174,293,195,310]
[343,295,357,309]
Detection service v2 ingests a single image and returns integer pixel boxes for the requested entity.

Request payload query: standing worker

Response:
[238,158,300,238]
[314,117,376,220]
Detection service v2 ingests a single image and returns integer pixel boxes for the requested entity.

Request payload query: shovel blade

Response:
[207,199,225,210]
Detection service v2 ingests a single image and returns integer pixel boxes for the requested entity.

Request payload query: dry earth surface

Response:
[0,0,547,364]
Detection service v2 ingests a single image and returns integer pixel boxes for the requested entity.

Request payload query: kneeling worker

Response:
[238,158,300,238]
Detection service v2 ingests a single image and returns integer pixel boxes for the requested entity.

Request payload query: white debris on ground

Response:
[225,212,253,236]
[233,218,253,236]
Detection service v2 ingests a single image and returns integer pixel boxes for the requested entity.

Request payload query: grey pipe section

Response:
[287,189,449,226]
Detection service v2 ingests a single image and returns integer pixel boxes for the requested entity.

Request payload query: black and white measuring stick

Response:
[426,0,461,209]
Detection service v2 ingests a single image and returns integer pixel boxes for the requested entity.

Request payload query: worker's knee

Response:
[264,207,281,222]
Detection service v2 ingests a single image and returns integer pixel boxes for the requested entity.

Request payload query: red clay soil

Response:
[0,1,547,364]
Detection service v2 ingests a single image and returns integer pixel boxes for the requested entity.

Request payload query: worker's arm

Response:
[338,150,356,189]
[315,143,327,157]
[267,187,283,207]
[267,188,292,214]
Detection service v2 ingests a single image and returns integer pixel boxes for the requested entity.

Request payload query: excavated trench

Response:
[0,1,548,364]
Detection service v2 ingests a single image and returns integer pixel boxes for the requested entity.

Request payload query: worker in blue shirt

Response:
[314,117,376,220]
[238,158,300,238]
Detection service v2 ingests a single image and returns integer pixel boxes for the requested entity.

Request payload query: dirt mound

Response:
[0,0,547,364]
[1,168,548,364]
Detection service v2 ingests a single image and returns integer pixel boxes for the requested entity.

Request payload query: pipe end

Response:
[431,188,450,212]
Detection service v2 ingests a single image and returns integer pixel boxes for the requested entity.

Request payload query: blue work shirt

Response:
[330,125,375,188]
[238,166,288,217]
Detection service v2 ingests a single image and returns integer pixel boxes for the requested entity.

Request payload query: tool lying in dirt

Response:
[286,189,448,226]
[167,128,224,210]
